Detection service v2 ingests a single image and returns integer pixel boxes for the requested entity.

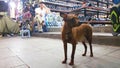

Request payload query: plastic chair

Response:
[20,29,31,38]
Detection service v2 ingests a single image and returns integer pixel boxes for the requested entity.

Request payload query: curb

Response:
[32,32,120,46]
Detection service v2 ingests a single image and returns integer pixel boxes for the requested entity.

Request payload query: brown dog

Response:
[60,13,93,65]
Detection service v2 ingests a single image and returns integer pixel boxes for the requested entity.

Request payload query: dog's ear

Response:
[71,16,80,26]
[71,18,76,23]
[60,12,67,19]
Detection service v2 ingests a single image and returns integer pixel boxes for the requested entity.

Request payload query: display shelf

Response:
[80,21,111,24]
[43,1,73,8]
[42,0,112,21]
[64,0,81,4]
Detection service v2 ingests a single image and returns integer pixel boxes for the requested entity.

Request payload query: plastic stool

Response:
[20,29,31,38]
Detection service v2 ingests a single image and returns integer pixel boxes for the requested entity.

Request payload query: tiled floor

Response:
[0,37,120,68]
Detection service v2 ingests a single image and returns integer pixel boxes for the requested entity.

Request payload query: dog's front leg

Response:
[62,42,67,64]
[69,44,76,65]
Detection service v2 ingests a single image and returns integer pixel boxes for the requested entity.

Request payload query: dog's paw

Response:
[82,54,86,56]
[90,54,93,57]
[62,60,67,64]
[69,62,74,65]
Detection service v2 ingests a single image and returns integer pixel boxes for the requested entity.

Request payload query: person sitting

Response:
[34,2,51,33]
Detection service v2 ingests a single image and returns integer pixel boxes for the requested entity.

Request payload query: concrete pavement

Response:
[0,37,120,68]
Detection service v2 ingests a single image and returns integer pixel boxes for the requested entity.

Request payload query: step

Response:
[47,25,113,33]
[32,32,120,46]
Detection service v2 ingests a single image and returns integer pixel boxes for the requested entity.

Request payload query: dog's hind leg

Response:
[88,40,93,57]
[85,33,93,57]
[62,42,67,64]
[82,41,87,56]
[86,35,93,57]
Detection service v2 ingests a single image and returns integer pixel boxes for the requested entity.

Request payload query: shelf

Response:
[90,0,110,4]
[43,0,111,18]
[42,1,73,8]
[64,0,81,4]
[80,21,111,24]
